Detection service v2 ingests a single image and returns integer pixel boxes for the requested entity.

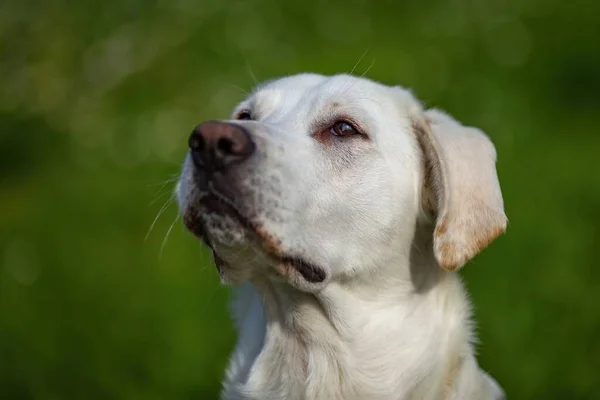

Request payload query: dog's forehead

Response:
[248,74,391,111]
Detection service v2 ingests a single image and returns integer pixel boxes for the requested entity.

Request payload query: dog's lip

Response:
[183,190,326,284]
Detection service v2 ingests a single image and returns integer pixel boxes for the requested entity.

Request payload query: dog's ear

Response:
[414,109,507,271]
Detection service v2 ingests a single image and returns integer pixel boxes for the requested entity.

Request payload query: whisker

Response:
[148,173,179,207]
[343,96,382,107]
[149,187,175,207]
[146,174,180,187]
[230,84,250,96]
[159,212,180,260]
[337,59,376,100]
[246,60,259,86]
[359,59,375,79]
[145,196,174,241]
[197,244,212,273]
[333,46,372,101]
[349,45,371,77]
[147,173,180,206]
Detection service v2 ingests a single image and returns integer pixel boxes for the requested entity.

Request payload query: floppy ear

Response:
[414,109,507,271]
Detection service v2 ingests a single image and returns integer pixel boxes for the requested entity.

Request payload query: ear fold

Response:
[415,109,507,271]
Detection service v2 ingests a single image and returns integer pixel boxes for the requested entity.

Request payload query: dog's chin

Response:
[182,194,328,287]
[182,192,252,246]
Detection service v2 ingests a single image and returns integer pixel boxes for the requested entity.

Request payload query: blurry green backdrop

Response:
[1,0,599,398]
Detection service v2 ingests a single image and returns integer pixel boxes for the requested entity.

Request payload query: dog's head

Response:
[177,74,506,291]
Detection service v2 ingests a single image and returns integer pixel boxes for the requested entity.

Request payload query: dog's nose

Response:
[188,121,255,172]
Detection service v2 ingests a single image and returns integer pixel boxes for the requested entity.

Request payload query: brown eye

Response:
[330,121,358,137]
[237,111,253,120]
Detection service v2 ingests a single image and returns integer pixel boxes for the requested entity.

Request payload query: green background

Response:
[1,0,598,398]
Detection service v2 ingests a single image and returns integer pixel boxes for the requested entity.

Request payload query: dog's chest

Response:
[221,295,434,400]
[223,337,442,400]
[220,281,488,400]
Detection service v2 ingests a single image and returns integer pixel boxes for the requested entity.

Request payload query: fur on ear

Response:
[414,109,507,271]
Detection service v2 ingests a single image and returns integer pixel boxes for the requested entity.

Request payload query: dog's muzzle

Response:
[183,121,328,286]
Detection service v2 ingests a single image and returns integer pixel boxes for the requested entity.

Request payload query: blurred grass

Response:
[0,0,599,398]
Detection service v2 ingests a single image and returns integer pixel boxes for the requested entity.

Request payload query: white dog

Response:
[176,73,507,400]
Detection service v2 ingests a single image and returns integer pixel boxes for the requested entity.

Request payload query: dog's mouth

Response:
[183,188,326,284]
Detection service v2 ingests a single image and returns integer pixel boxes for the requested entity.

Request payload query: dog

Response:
[176,73,507,400]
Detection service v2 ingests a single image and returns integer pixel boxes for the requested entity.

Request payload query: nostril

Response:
[217,137,233,155]
[189,133,204,151]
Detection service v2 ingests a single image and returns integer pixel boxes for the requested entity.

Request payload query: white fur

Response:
[177,73,506,399]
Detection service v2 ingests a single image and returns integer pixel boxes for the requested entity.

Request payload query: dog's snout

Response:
[188,121,255,171]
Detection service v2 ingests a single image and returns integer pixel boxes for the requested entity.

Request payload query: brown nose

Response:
[188,121,255,172]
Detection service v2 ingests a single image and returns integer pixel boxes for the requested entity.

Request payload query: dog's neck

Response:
[221,230,478,400]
